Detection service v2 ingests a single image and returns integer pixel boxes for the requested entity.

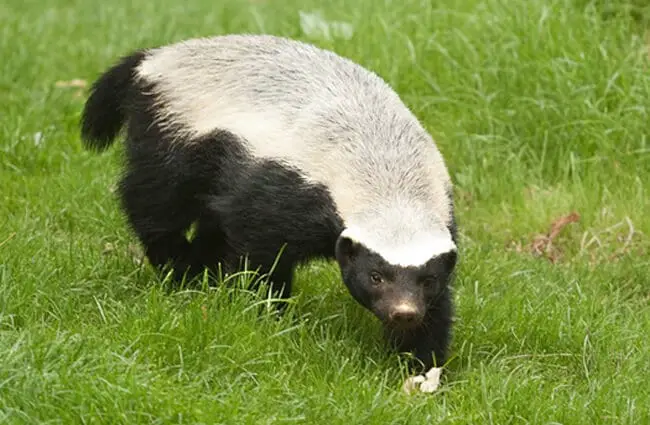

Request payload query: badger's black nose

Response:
[388,303,424,328]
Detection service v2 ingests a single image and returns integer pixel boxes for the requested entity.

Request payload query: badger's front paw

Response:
[402,367,443,394]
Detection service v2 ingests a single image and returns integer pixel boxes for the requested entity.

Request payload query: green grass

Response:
[1,0,649,423]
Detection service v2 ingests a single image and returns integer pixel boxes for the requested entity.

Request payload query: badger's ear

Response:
[335,235,359,268]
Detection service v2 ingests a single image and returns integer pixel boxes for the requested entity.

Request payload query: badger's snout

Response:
[386,300,425,329]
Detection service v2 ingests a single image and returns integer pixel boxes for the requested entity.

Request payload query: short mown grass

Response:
[1,0,649,423]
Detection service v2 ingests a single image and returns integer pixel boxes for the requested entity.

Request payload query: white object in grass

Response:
[402,367,443,394]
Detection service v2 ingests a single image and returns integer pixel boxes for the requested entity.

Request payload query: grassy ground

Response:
[1,0,649,423]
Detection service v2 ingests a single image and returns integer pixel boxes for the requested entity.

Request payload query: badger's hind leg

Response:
[117,148,201,282]
[116,84,208,282]
[186,211,232,279]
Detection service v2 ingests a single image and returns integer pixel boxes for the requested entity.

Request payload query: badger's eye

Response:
[370,272,383,285]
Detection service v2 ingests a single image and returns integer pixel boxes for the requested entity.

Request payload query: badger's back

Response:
[136,34,408,149]
[130,34,455,265]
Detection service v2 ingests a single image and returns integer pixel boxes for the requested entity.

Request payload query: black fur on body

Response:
[80,38,458,373]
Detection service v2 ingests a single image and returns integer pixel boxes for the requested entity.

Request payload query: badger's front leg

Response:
[384,288,453,394]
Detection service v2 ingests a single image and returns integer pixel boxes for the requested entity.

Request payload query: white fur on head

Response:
[341,224,456,268]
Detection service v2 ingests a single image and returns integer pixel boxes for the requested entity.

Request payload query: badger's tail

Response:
[80,51,147,152]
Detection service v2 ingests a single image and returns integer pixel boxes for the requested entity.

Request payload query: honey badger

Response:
[80,34,459,389]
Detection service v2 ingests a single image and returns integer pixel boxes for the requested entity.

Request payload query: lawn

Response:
[1,0,649,423]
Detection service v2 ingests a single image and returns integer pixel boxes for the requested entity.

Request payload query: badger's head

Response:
[334,224,457,330]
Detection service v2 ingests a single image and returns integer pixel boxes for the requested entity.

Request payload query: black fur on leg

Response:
[117,156,199,282]
[208,159,344,302]
[114,80,199,282]
[185,213,232,281]
[103,67,256,283]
